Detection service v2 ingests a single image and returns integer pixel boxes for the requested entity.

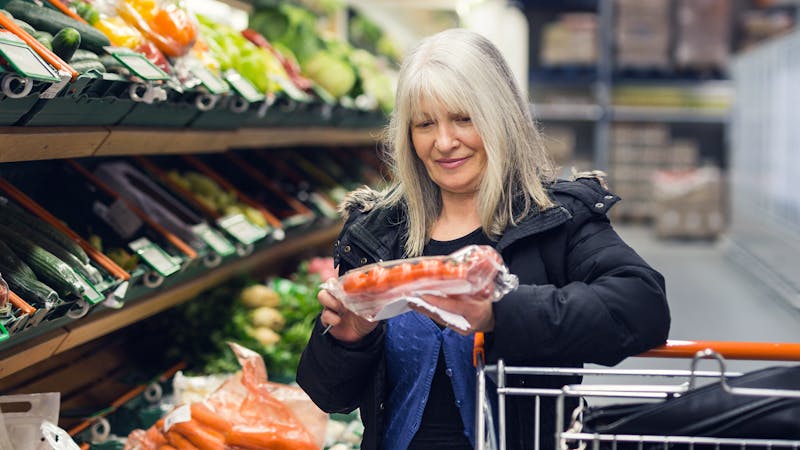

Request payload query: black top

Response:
[407,228,493,450]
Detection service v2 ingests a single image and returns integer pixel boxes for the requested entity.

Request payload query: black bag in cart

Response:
[581,364,800,440]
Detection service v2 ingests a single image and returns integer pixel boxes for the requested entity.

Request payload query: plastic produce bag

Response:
[101,0,197,58]
[324,245,518,331]
[0,393,75,450]
[125,343,326,449]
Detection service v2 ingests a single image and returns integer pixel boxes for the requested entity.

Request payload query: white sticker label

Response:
[164,404,191,432]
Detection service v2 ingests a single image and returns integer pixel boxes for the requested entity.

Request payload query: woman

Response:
[297,28,670,450]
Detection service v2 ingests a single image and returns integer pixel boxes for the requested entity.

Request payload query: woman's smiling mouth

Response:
[436,156,470,169]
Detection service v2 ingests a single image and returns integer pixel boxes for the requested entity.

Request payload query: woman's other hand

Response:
[318,286,378,343]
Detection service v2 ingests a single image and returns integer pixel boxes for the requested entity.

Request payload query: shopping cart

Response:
[474,336,800,450]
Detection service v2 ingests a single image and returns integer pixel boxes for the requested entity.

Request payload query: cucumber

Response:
[0,241,58,308]
[0,240,36,281]
[51,27,81,62]
[70,58,105,74]
[32,30,53,47]
[0,226,84,298]
[4,0,110,53]
[13,18,35,35]
[1,216,102,284]
[0,198,90,265]
[70,48,100,62]
[0,9,12,19]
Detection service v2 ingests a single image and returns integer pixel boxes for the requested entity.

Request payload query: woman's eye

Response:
[415,121,433,128]
[456,116,471,123]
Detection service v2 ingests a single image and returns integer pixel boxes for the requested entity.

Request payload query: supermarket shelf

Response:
[611,106,730,123]
[0,126,383,162]
[231,127,384,149]
[532,103,603,121]
[0,127,108,162]
[0,224,341,379]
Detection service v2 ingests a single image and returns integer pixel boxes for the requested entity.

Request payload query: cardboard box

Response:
[653,166,725,239]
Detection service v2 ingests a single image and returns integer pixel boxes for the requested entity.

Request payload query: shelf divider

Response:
[0,127,110,163]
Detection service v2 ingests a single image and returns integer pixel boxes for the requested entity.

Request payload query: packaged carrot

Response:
[324,245,518,330]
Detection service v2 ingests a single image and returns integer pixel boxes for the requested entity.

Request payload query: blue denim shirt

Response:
[383,311,476,450]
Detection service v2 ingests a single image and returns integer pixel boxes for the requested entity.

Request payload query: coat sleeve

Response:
[488,205,670,367]
[295,218,386,413]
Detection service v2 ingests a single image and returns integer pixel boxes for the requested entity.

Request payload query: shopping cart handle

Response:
[638,339,800,361]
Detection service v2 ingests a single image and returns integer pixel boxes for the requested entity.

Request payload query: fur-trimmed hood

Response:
[337,185,387,221]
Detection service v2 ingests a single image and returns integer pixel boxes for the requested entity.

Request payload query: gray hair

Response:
[379,28,556,256]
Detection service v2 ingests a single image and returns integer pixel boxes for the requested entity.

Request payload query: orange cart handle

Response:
[639,339,800,361]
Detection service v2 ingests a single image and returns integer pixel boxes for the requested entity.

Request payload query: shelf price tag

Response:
[189,63,229,95]
[106,47,170,81]
[76,274,104,305]
[128,237,181,277]
[192,223,235,256]
[0,322,8,342]
[223,69,265,104]
[0,37,61,82]
[217,213,267,245]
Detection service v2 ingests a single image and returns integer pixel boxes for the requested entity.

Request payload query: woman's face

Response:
[410,99,487,197]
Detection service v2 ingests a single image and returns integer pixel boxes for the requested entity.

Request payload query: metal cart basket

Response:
[474,338,800,450]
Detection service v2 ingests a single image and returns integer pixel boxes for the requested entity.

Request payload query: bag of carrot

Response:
[323,245,518,331]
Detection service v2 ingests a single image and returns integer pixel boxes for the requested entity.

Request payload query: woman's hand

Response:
[414,291,495,336]
[318,287,378,343]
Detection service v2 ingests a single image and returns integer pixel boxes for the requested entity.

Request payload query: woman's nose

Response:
[435,124,459,151]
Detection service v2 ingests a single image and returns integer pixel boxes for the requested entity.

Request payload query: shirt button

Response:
[455,400,462,408]
[343,245,351,253]
[594,202,605,209]
[360,257,368,264]
[604,195,614,200]
[334,240,340,247]
[379,402,385,410]
[446,368,453,377]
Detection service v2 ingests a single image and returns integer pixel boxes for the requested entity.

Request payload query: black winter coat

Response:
[297,177,670,450]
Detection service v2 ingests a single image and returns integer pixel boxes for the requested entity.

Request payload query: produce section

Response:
[0,0,397,437]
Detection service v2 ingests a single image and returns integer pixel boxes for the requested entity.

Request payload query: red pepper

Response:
[135,41,172,74]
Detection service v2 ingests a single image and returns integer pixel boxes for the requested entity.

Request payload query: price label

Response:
[218,213,267,245]
[192,223,235,256]
[164,404,191,432]
[0,38,60,82]
[310,192,339,219]
[110,51,170,81]
[129,237,181,277]
[224,69,265,103]
[0,322,8,342]
[271,73,312,102]
[189,64,229,95]
[76,274,104,305]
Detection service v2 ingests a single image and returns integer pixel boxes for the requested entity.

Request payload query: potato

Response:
[249,306,285,331]
[240,284,280,308]
[251,326,280,346]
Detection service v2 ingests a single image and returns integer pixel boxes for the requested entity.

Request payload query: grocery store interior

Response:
[1,0,800,448]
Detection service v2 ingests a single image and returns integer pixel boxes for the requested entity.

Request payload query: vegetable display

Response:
[325,245,519,330]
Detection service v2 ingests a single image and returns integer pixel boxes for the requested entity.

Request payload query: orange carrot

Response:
[43,0,87,23]
[189,403,232,434]
[0,12,77,80]
[145,425,168,446]
[170,421,225,450]
[225,428,317,450]
[8,291,36,315]
[166,431,200,450]
[159,446,178,450]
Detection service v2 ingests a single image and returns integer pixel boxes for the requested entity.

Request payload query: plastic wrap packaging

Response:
[125,343,325,450]
[324,245,518,331]
[97,0,197,58]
